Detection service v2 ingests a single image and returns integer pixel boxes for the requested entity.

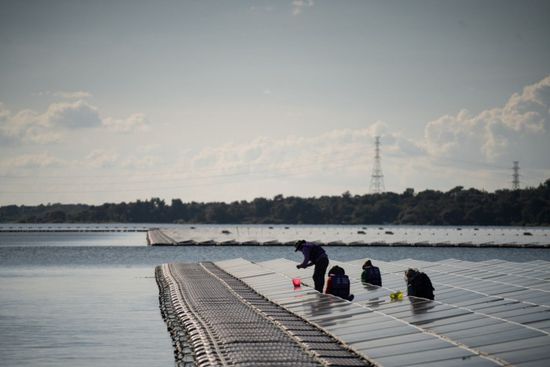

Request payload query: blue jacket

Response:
[361,266,382,286]
[326,274,351,299]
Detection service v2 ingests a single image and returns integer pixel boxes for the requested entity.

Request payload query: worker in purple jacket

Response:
[295,240,329,292]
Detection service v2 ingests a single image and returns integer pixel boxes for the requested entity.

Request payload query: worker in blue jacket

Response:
[295,240,329,293]
[361,260,382,286]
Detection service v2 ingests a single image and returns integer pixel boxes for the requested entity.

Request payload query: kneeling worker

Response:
[326,265,354,301]
[361,259,382,286]
[405,268,435,300]
[295,240,329,293]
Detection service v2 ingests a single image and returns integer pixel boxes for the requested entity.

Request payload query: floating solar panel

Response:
[148,225,550,247]
[215,256,550,366]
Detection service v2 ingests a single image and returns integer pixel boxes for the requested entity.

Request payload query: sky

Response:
[0,0,549,206]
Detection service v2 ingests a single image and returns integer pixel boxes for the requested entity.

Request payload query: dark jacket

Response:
[297,242,327,268]
[326,273,352,300]
[407,272,435,300]
[361,266,382,286]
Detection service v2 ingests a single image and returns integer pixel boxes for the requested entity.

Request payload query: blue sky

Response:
[0,0,549,205]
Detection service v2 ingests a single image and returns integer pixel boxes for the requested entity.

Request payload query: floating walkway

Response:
[148,225,550,247]
[156,262,370,366]
[157,257,550,366]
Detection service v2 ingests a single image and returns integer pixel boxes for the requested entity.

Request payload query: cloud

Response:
[0,152,65,169]
[83,149,158,169]
[102,113,150,132]
[0,106,62,144]
[292,0,314,16]
[84,149,119,168]
[366,120,389,137]
[34,90,93,99]
[45,100,101,129]
[424,75,550,165]
[188,124,422,179]
[0,100,100,143]
[121,155,160,169]
[0,99,150,144]
[176,76,550,195]
[53,91,93,99]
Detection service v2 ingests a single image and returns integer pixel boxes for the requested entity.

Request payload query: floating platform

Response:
[156,262,370,366]
[0,224,148,232]
[157,257,550,366]
[148,225,550,248]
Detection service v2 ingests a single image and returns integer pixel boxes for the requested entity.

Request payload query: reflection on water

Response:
[361,282,385,308]
[409,298,436,315]
[0,266,173,367]
[362,283,379,292]
[309,296,337,318]
[0,231,146,247]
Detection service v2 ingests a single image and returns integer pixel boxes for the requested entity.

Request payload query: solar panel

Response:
[374,346,475,367]
[214,257,550,366]
[151,225,550,248]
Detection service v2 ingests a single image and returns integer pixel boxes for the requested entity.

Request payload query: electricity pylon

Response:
[369,136,385,194]
[512,161,520,190]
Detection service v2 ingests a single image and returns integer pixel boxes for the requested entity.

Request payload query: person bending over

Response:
[295,240,329,293]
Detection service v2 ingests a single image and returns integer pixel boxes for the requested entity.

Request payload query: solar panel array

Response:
[150,225,550,247]
[216,257,550,367]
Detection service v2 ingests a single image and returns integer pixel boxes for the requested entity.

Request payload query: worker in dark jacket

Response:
[405,268,435,300]
[325,265,354,301]
[295,240,329,293]
[361,260,382,286]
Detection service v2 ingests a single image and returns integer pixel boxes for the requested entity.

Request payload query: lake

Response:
[1,225,550,366]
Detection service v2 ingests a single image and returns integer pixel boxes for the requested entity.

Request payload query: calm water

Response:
[1,227,550,367]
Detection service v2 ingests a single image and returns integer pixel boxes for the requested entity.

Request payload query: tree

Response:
[1,179,550,225]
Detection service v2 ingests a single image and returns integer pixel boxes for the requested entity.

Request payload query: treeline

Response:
[1,179,549,225]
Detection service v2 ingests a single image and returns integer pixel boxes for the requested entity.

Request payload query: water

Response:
[1,226,550,367]
[1,267,171,367]
[0,232,174,367]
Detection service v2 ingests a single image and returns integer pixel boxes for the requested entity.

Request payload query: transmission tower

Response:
[512,161,520,190]
[369,136,385,194]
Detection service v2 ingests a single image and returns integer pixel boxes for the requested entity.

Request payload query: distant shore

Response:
[2,181,550,226]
